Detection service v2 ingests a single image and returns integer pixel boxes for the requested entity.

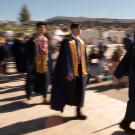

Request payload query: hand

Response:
[65,74,73,81]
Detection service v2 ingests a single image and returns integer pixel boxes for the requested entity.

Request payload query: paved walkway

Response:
[0,75,134,135]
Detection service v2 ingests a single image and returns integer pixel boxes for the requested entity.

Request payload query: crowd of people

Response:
[0,32,31,76]
[0,22,135,132]
[88,43,128,87]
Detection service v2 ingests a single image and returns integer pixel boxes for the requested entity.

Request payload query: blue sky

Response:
[0,0,135,21]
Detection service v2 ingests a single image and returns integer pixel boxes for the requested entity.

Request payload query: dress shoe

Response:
[76,111,87,120]
[119,120,135,133]
[26,96,31,100]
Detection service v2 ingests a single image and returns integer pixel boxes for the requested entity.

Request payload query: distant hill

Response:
[1,16,135,28]
[46,16,135,25]
[47,16,89,22]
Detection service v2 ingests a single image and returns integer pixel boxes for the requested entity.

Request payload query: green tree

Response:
[19,4,31,22]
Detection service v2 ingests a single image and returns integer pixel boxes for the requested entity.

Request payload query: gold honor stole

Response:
[35,53,48,73]
[35,41,48,73]
[68,39,87,76]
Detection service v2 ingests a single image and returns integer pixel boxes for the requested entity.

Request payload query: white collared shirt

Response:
[71,34,80,40]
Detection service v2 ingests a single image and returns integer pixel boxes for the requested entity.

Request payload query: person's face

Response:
[71,27,81,36]
[37,25,47,34]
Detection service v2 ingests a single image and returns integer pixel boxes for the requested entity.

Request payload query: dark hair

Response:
[70,23,80,30]
[36,22,47,27]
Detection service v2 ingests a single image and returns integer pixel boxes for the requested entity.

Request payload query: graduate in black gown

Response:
[25,22,52,103]
[114,32,135,133]
[12,33,27,73]
[51,23,89,120]
[0,37,7,77]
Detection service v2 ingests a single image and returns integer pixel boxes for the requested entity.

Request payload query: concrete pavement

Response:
[0,75,134,135]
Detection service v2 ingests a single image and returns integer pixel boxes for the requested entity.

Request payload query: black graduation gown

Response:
[12,39,27,72]
[51,36,88,112]
[114,45,135,121]
[25,36,52,96]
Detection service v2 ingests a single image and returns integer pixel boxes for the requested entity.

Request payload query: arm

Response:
[114,49,130,79]
[53,39,73,80]
[25,38,35,71]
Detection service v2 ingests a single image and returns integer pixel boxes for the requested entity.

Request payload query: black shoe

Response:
[76,112,87,120]
[26,96,31,100]
[119,120,135,133]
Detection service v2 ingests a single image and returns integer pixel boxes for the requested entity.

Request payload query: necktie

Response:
[75,39,82,63]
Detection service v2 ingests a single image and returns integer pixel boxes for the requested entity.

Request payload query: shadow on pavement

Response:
[0,115,76,135]
[87,83,115,92]
[0,101,41,113]
[87,83,127,92]
[0,74,25,83]
[0,85,24,94]
[112,131,133,135]
[91,122,119,134]
[0,95,26,102]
